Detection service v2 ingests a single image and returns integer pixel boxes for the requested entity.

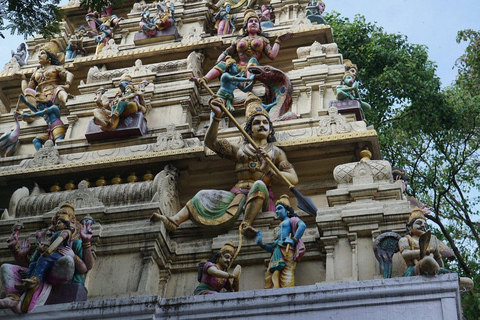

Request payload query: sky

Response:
[0,0,478,86]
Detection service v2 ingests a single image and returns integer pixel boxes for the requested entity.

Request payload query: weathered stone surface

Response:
[0,274,461,319]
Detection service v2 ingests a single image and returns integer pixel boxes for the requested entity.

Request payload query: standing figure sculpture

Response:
[93,75,148,131]
[11,43,27,66]
[151,93,298,237]
[306,0,326,25]
[155,1,175,31]
[256,194,306,288]
[0,202,94,313]
[20,93,66,150]
[21,42,74,109]
[214,3,235,36]
[194,240,241,295]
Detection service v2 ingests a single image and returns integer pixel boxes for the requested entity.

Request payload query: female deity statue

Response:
[260,5,275,29]
[21,41,74,108]
[306,0,327,25]
[193,9,292,84]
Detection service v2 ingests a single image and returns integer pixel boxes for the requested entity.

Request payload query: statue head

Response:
[225,55,237,73]
[275,194,297,219]
[406,208,427,236]
[392,167,409,193]
[244,93,276,142]
[217,240,235,269]
[342,71,356,86]
[243,9,261,34]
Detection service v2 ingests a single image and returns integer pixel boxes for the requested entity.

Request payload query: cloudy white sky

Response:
[0,0,478,86]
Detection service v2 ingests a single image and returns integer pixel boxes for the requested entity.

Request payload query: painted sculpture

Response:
[336,66,371,113]
[260,5,274,29]
[214,3,235,35]
[0,110,20,157]
[399,208,456,277]
[21,41,74,109]
[194,240,241,295]
[86,5,123,55]
[92,75,148,131]
[306,0,326,25]
[256,194,306,288]
[0,202,94,313]
[139,1,174,37]
[65,26,87,60]
[191,9,294,121]
[20,93,65,150]
[151,93,298,238]
[11,43,27,66]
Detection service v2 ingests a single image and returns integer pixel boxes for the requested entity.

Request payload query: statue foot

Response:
[459,277,474,293]
[242,225,258,239]
[150,212,178,232]
[0,295,20,310]
[14,278,39,291]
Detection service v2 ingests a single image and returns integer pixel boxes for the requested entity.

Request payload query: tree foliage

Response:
[325,12,479,318]
[0,0,123,39]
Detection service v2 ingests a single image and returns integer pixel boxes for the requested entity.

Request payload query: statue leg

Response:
[32,138,44,151]
[417,256,440,275]
[150,206,189,232]
[271,271,280,288]
[241,180,269,238]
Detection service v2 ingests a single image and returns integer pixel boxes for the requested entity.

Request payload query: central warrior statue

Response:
[152,93,298,236]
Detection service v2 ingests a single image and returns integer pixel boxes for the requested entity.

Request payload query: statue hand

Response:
[209,97,225,117]
[19,94,27,104]
[256,230,263,246]
[58,247,75,258]
[17,269,28,279]
[80,220,93,243]
[23,112,31,118]
[6,231,18,249]
[18,237,31,259]
[276,32,293,43]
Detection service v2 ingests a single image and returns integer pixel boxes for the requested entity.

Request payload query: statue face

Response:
[219,252,232,269]
[38,50,49,64]
[319,3,325,13]
[275,204,288,221]
[251,115,270,140]
[411,218,427,236]
[343,75,354,86]
[247,17,260,34]
[225,4,231,12]
[229,63,238,74]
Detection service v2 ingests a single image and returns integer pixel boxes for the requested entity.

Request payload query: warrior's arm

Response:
[399,237,420,261]
[206,265,233,279]
[204,98,239,160]
[273,148,298,186]
[293,220,306,241]
[43,231,69,256]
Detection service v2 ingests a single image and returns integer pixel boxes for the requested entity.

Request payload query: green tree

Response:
[0,0,123,39]
[325,12,479,318]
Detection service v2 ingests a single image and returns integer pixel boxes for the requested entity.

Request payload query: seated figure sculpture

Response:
[0,202,94,313]
[306,0,326,25]
[256,194,306,288]
[336,68,371,113]
[93,75,148,131]
[151,93,299,238]
[194,240,241,295]
[399,208,473,291]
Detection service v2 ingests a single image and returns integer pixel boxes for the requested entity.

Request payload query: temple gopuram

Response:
[0,0,467,318]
